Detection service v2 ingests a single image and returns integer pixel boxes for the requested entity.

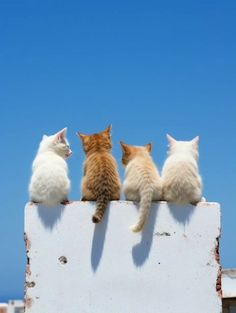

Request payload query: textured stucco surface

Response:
[25,201,221,313]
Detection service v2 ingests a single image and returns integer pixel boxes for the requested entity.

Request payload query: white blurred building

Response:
[222,269,236,313]
[0,301,24,313]
[0,303,7,313]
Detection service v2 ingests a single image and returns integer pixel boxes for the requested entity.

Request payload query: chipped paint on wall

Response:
[24,201,222,313]
[215,235,223,298]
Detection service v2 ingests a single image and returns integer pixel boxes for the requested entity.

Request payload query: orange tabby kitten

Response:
[77,125,121,223]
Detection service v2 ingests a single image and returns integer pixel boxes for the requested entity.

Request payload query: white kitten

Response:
[29,128,72,207]
[120,142,162,232]
[162,134,202,205]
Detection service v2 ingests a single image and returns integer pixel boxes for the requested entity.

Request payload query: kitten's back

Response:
[162,135,202,205]
[29,129,71,206]
[121,142,162,232]
[78,126,120,223]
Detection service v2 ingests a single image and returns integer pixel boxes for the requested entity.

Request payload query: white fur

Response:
[162,134,202,205]
[29,128,72,207]
[123,148,162,232]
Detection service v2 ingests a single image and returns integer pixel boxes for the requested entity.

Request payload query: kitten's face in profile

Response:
[77,125,112,155]
[120,141,152,166]
[167,134,199,159]
[39,128,72,159]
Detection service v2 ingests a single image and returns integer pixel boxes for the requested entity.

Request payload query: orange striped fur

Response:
[77,125,121,223]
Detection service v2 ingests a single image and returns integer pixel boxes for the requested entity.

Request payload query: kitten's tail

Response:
[93,192,110,223]
[130,183,154,232]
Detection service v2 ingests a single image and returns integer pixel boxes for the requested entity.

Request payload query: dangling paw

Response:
[30,200,40,205]
[60,199,71,205]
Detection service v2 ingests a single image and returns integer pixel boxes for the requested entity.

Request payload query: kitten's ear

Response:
[104,124,112,134]
[166,134,176,145]
[120,141,130,155]
[42,134,48,140]
[191,136,199,147]
[76,132,86,141]
[55,128,67,141]
[145,143,152,153]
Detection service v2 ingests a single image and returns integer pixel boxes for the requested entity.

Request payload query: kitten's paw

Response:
[60,199,70,205]
[30,200,40,205]
[190,201,199,206]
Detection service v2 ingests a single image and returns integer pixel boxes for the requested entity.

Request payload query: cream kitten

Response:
[162,134,202,205]
[120,142,162,232]
[29,128,72,207]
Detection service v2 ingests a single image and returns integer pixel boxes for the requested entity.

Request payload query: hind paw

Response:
[60,199,70,205]
[190,201,200,206]
[30,200,40,205]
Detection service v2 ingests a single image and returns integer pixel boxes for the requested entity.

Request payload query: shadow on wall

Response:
[90,204,110,272]
[37,204,65,230]
[132,202,196,267]
[36,201,196,271]
[132,203,160,267]
[167,203,196,227]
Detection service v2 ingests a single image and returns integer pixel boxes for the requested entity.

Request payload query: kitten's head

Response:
[38,128,72,159]
[77,125,112,155]
[166,134,199,159]
[120,141,152,166]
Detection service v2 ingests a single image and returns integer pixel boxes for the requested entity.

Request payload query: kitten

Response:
[120,141,162,232]
[162,134,202,205]
[77,125,121,223]
[29,128,72,207]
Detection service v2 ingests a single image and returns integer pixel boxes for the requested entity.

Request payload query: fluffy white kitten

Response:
[162,134,202,205]
[121,142,162,232]
[29,128,72,207]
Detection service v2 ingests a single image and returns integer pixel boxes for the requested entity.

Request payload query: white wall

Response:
[24,201,221,313]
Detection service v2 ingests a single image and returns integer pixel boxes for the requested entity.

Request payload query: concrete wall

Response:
[24,201,221,313]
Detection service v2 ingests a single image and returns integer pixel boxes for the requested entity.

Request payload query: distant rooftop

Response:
[222,269,236,298]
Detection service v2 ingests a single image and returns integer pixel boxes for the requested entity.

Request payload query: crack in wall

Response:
[24,232,33,310]
[215,234,222,298]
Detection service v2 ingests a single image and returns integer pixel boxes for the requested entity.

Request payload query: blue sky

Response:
[0,0,235,301]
